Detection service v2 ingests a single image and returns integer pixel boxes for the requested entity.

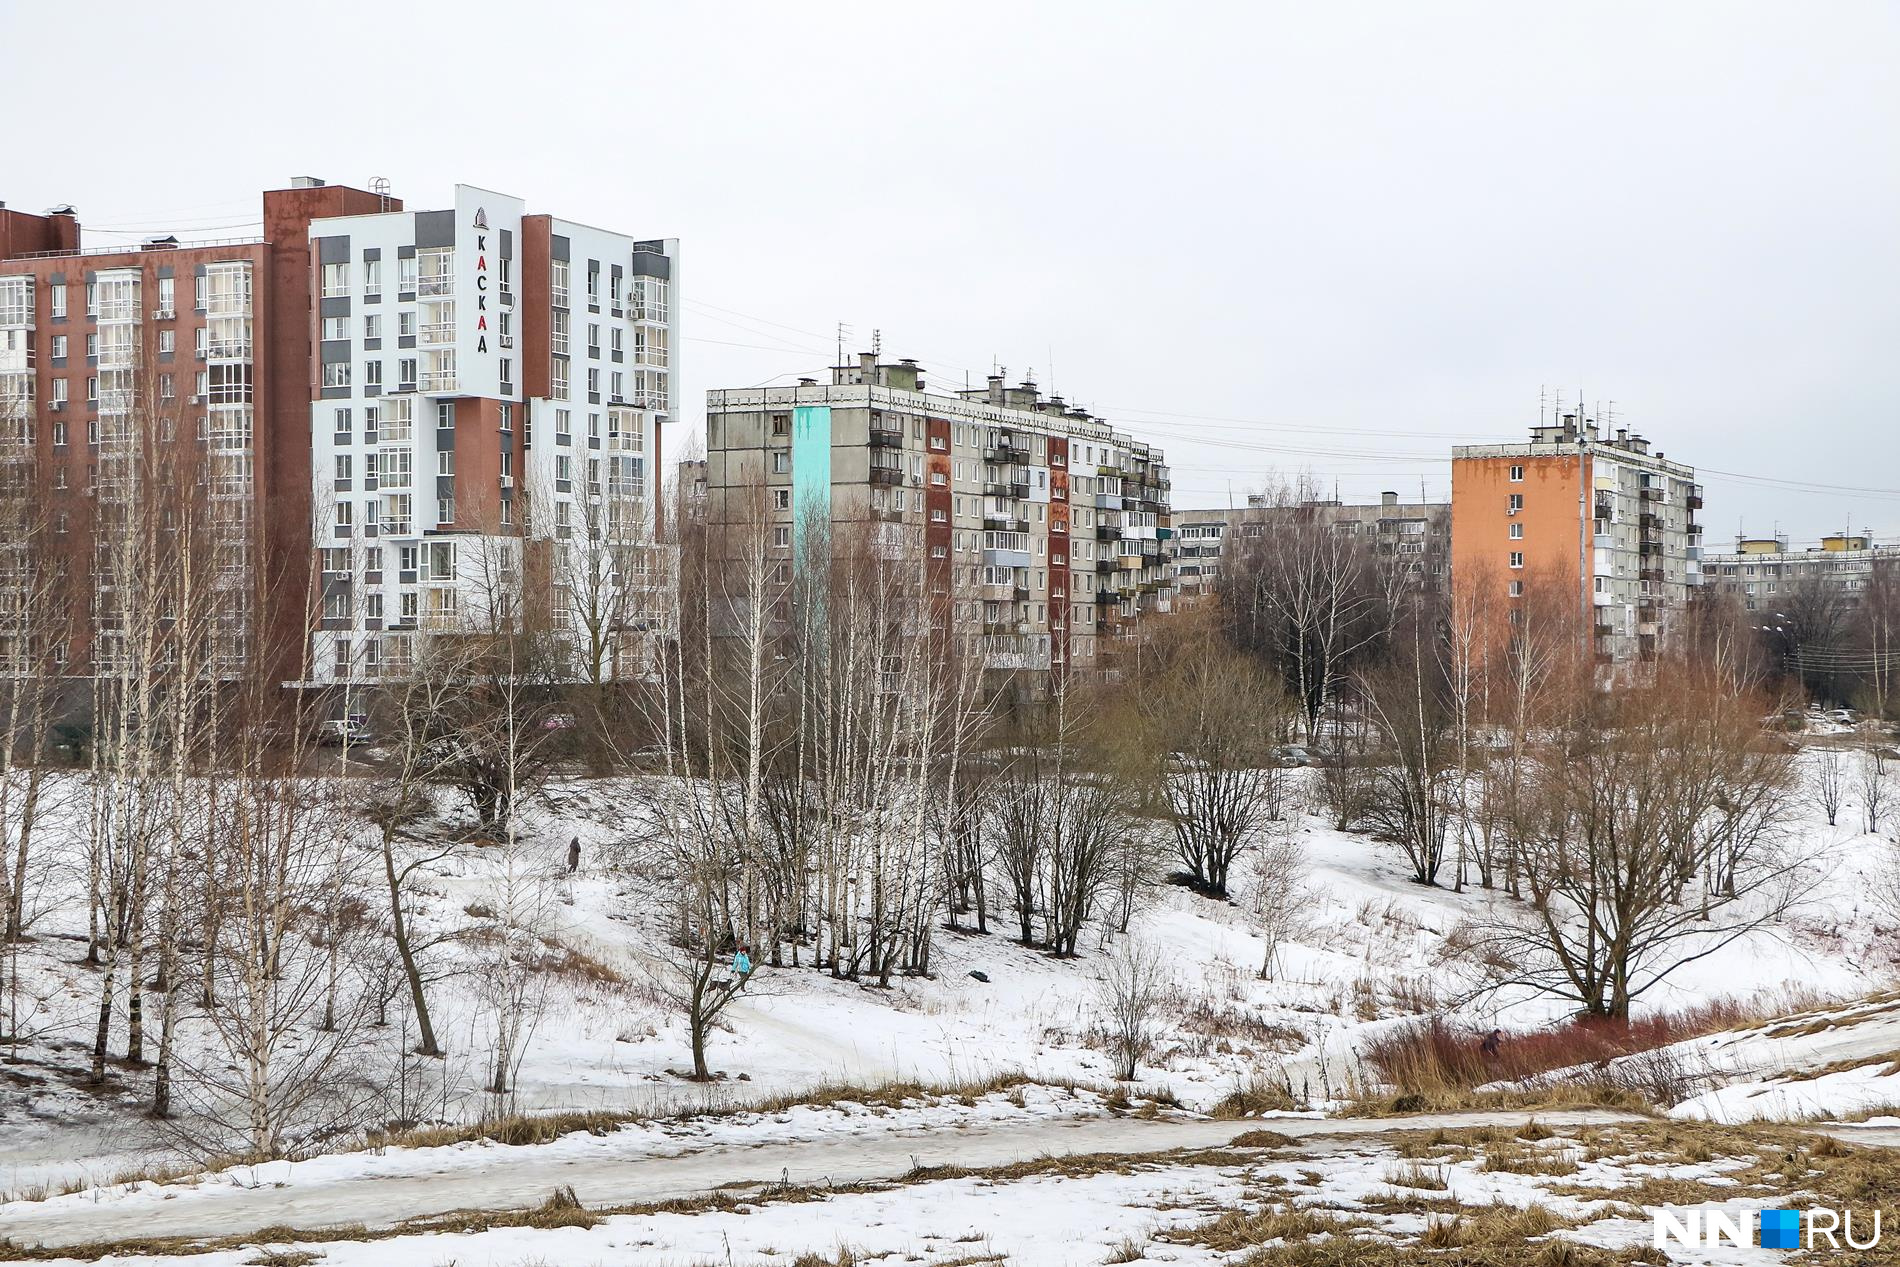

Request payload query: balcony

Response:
[1008,481,1030,500]
[869,427,904,448]
[870,467,903,486]
[421,372,459,393]
[420,322,455,346]
[1096,525,1121,542]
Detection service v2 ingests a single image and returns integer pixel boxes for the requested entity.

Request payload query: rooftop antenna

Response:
[871,327,882,358]
[369,176,391,212]
[1539,385,1548,426]
[1049,343,1056,397]
[835,321,852,368]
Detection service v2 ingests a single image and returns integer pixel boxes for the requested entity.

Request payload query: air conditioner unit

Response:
[499,335,515,349]
[189,394,204,405]
[499,474,515,489]
[154,308,175,321]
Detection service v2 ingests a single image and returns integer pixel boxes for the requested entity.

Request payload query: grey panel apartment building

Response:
[1170,492,1449,602]
[702,356,1173,681]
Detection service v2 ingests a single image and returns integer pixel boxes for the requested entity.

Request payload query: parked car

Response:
[316,718,372,747]
[1271,743,1314,768]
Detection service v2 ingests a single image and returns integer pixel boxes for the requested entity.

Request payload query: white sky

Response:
[6,0,1895,543]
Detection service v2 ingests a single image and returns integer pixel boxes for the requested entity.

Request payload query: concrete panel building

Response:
[703,356,1173,683]
[1452,413,1702,665]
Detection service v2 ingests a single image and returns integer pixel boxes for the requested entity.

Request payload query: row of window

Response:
[0,267,252,325]
[321,251,465,301]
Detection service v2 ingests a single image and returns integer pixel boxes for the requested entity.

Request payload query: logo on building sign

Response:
[472,206,490,354]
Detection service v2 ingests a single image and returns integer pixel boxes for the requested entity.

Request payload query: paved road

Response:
[0,1109,1644,1252]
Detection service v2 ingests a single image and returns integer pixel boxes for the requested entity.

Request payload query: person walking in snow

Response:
[567,837,582,873]
[729,944,753,992]
[1479,1028,1503,1061]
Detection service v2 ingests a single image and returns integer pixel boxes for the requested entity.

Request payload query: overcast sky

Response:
[7,1,1895,544]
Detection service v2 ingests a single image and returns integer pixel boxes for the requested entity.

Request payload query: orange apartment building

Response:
[1452,413,1702,665]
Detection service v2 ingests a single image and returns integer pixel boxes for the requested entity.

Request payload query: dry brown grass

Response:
[1210,1071,1307,1117]
[1340,1082,1651,1118]
[1158,1204,1374,1252]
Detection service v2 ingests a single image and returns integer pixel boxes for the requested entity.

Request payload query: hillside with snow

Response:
[6,747,1897,1205]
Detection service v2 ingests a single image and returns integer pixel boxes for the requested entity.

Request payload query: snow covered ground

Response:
[4,751,1898,1204]
[3,1113,1868,1267]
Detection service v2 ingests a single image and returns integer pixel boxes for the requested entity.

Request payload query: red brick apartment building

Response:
[0,180,679,686]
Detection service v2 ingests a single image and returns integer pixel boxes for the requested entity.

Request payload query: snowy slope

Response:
[3,754,1897,1198]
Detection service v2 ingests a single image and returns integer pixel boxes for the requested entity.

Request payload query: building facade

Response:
[304,183,679,685]
[702,357,1173,681]
[1170,492,1449,602]
[1,183,394,678]
[1,179,678,688]
[1452,415,1702,665]
[1700,533,1897,612]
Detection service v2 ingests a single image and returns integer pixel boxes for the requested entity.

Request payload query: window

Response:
[1508,493,1523,513]
[159,373,174,399]
[323,362,351,389]
[364,360,383,390]
[51,378,67,407]
[771,413,790,437]
[772,526,791,549]
[333,407,353,440]
[398,310,416,339]
[157,330,175,354]
[364,258,382,294]
[1509,551,1524,569]
[322,263,350,297]
[771,451,789,474]
[550,259,570,307]
[1509,522,1523,539]
[586,322,600,357]
[50,285,66,319]
[1509,465,1524,481]
[50,334,67,359]
[364,313,382,341]
[335,501,354,528]
[551,310,570,356]
[323,316,350,341]
[586,261,600,303]
[417,248,453,296]
[398,357,418,390]
[1509,580,1524,597]
[398,255,419,293]
[773,489,791,510]
[556,408,572,440]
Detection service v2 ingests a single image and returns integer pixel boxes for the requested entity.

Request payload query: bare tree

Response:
[1096,938,1171,1081]
[1454,664,1801,1020]
[1138,619,1288,897]
[1219,478,1401,739]
[1812,748,1846,828]
[1249,828,1312,981]
[1856,747,1891,836]
[1359,596,1456,886]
